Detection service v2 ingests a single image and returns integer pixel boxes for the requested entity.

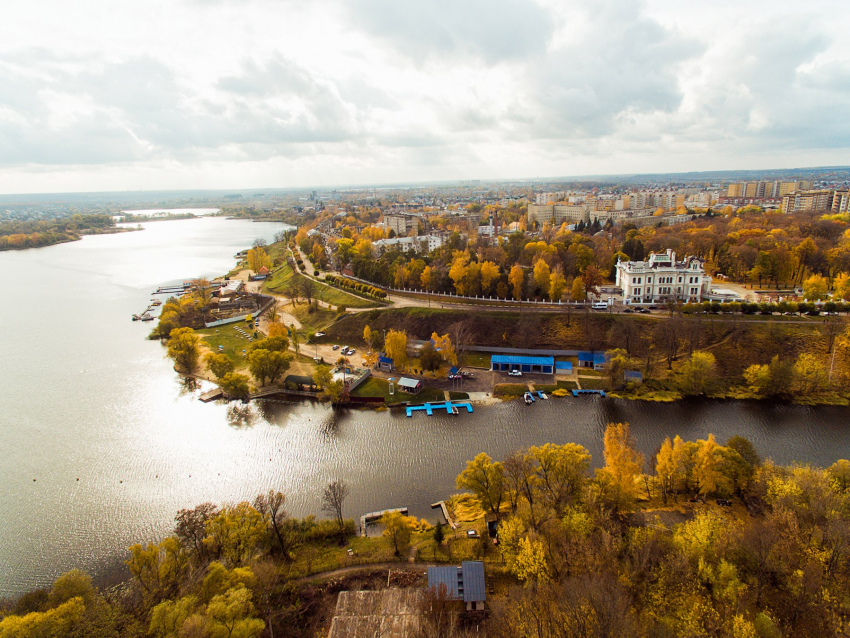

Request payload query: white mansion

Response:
[615,249,711,304]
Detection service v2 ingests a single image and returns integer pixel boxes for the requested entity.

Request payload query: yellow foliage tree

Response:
[384,329,409,370]
[509,264,524,300]
[597,422,645,507]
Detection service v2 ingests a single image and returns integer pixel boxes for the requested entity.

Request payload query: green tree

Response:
[528,443,591,515]
[419,342,443,372]
[219,373,250,399]
[205,353,235,379]
[206,586,265,638]
[247,349,291,386]
[203,503,266,567]
[678,350,717,395]
[167,327,201,372]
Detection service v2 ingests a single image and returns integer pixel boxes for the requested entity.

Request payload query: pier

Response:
[430,501,457,529]
[572,389,606,397]
[360,507,408,536]
[405,401,474,417]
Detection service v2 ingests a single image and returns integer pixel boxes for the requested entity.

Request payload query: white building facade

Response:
[615,249,710,304]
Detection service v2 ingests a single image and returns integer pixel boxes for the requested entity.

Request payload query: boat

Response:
[131,314,140,321]
[151,300,162,306]
[141,314,154,322]
[524,392,534,405]
[451,406,459,415]
[539,392,549,400]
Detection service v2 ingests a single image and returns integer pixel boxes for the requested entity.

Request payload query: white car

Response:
[348,348,356,355]
[332,344,340,351]
[315,331,326,337]
[508,370,523,377]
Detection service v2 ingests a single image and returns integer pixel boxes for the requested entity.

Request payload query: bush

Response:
[313,270,319,276]
[337,305,347,314]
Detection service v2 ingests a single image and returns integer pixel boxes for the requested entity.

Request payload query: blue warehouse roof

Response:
[555,361,573,370]
[461,561,486,603]
[491,355,555,366]
[427,561,486,603]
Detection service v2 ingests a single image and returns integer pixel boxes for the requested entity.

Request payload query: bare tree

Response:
[253,490,297,559]
[321,479,350,532]
[300,277,315,305]
[174,502,219,562]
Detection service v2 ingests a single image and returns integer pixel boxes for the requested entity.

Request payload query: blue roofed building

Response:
[555,361,573,375]
[490,355,554,374]
[376,355,394,372]
[577,351,608,370]
[624,370,643,384]
[427,561,486,611]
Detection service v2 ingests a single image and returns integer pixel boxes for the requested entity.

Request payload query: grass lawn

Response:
[461,351,491,368]
[493,383,528,397]
[449,392,469,400]
[351,377,445,403]
[198,323,260,361]
[264,262,378,308]
[289,304,339,333]
[578,377,608,390]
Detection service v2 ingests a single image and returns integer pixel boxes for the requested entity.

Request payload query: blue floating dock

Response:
[406,401,474,417]
[572,389,606,397]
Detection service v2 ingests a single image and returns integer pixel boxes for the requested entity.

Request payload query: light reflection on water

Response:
[1,217,850,596]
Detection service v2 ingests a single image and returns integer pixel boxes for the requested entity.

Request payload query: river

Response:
[1,216,850,597]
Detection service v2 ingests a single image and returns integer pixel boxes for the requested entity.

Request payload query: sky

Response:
[0,0,848,194]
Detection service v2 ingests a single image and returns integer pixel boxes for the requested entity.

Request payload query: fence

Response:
[204,293,277,328]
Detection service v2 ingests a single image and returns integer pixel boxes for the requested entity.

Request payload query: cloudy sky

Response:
[1,0,848,193]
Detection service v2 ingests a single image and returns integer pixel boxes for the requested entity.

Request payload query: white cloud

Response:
[0,0,847,192]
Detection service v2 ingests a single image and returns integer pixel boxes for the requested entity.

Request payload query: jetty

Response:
[199,388,223,403]
[360,507,408,536]
[405,401,473,417]
[572,389,606,397]
[430,501,457,529]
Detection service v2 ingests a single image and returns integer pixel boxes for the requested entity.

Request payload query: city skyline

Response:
[1,0,848,194]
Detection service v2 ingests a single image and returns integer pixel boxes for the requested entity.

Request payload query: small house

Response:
[427,561,486,611]
[624,370,643,384]
[490,355,554,375]
[397,377,422,394]
[577,351,608,371]
[376,355,394,372]
[555,361,573,375]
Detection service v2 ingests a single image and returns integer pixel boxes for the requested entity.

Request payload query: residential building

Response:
[615,249,709,304]
[384,213,418,236]
[781,190,835,213]
[372,234,443,254]
[832,189,850,213]
[427,561,486,611]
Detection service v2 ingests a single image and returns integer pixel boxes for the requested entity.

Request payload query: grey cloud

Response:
[347,0,554,64]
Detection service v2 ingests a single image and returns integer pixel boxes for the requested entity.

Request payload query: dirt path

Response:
[289,561,436,584]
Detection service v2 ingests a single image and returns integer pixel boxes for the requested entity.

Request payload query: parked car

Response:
[623,308,634,313]
[466,530,480,539]
[461,371,474,378]
[508,370,523,377]
[348,348,356,355]
[638,308,651,314]
[332,344,340,350]
[448,374,461,380]
[315,331,326,337]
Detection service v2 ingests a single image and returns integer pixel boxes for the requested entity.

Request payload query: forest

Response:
[0,214,123,250]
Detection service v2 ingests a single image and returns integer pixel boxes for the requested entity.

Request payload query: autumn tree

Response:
[533,258,551,298]
[456,452,507,516]
[571,276,586,302]
[678,350,717,395]
[430,332,458,366]
[167,327,201,372]
[802,273,828,301]
[509,264,524,300]
[203,502,266,566]
[528,443,591,516]
[549,267,567,301]
[480,260,500,295]
[597,422,645,508]
[381,511,416,556]
[384,329,409,370]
